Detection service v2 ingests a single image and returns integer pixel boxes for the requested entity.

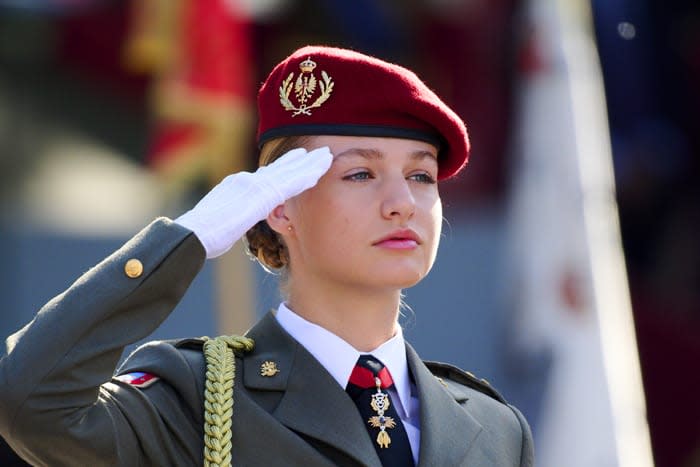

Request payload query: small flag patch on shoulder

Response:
[115,371,160,388]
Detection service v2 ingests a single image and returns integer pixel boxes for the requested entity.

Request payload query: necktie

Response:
[345,355,414,466]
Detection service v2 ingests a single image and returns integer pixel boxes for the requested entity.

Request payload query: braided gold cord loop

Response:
[202,335,254,467]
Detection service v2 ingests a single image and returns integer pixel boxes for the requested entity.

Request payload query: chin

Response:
[373,266,428,290]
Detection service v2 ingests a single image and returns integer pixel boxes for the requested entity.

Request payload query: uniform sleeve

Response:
[0,218,206,466]
[510,404,535,467]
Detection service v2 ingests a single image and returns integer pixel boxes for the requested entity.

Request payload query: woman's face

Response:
[280,135,443,292]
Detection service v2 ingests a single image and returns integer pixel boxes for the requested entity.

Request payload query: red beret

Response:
[257,45,469,180]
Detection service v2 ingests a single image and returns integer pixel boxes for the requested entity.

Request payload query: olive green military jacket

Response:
[0,218,533,466]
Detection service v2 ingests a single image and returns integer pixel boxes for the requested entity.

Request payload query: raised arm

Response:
[0,147,332,466]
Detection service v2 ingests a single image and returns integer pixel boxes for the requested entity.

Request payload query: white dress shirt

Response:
[275,302,421,464]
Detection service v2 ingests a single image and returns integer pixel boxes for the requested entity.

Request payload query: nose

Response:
[380,176,416,222]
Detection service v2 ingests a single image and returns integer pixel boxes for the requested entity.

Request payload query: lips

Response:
[372,229,421,249]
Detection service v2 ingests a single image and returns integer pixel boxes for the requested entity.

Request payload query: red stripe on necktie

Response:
[348,364,393,389]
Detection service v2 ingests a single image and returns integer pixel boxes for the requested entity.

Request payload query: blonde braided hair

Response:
[202,335,255,467]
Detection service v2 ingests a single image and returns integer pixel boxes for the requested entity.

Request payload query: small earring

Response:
[287,225,293,232]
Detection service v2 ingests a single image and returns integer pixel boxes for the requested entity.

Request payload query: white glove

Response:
[175,146,333,258]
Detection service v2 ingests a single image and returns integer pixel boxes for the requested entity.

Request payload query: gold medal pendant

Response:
[377,429,391,448]
[367,377,397,449]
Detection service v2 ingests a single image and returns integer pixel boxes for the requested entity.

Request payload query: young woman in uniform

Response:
[0,46,533,466]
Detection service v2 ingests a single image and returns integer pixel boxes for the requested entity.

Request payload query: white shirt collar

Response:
[275,302,412,418]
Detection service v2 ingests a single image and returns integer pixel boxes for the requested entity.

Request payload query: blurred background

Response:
[0,0,697,466]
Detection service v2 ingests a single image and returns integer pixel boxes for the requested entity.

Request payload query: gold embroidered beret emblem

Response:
[260,361,280,377]
[279,57,334,116]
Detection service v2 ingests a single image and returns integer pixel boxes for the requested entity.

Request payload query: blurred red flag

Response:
[125,0,253,187]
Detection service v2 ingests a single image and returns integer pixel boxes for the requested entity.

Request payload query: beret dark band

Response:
[256,45,469,180]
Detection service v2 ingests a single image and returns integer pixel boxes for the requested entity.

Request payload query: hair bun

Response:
[245,220,288,270]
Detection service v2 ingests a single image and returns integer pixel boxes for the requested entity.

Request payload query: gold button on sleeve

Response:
[124,259,144,278]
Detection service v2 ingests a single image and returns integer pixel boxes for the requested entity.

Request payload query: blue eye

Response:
[409,172,437,184]
[343,171,372,181]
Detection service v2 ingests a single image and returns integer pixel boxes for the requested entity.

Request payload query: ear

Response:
[266,203,291,235]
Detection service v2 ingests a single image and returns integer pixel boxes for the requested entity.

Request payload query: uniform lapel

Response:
[244,312,380,467]
[406,344,483,467]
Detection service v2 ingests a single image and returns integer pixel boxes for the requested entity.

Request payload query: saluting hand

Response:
[176,146,333,258]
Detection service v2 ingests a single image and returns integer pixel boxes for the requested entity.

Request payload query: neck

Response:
[286,277,401,352]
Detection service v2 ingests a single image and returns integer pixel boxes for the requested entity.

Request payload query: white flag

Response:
[506,1,654,466]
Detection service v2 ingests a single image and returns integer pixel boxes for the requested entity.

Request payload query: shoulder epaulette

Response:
[171,336,207,350]
[424,360,507,404]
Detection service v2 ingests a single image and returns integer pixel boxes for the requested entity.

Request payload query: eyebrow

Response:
[334,148,438,162]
